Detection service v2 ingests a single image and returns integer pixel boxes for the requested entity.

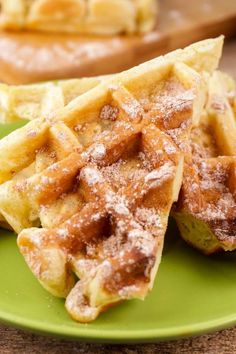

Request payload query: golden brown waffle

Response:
[0,38,223,322]
[18,123,184,322]
[0,0,158,34]
[0,77,104,123]
[173,71,236,254]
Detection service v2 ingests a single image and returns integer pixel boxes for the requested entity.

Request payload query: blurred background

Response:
[0,0,235,84]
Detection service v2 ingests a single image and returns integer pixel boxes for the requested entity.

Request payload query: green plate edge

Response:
[0,122,236,343]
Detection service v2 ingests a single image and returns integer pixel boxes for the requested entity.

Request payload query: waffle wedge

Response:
[0,0,158,35]
[174,71,236,254]
[0,38,223,322]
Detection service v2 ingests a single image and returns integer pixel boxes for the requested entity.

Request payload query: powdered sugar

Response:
[57,228,69,238]
[128,228,155,257]
[29,230,42,248]
[145,162,174,187]
[91,212,102,222]
[72,258,99,277]
[145,78,194,128]
[81,167,103,186]
[135,207,162,233]
[119,97,143,120]
[105,191,129,216]
[163,140,177,154]
[100,105,119,121]
[99,260,112,278]
[41,176,54,184]
[89,143,106,160]
[118,285,140,299]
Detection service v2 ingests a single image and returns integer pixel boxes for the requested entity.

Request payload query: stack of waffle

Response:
[0,37,234,323]
[0,0,158,34]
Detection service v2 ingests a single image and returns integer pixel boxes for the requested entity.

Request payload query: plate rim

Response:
[0,309,236,342]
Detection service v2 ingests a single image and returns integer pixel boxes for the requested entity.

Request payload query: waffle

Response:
[0,0,158,34]
[173,71,236,254]
[0,77,104,123]
[0,38,223,322]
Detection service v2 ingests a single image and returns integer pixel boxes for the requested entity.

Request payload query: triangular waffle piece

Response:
[18,124,184,322]
[173,71,236,254]
[0,77,104,123]
[0,0,158,34]
[0,38,223,322]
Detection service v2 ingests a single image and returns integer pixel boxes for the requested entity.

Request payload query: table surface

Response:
[1,38,236,354]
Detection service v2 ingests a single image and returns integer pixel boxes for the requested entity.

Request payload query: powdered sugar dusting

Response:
[41,176,54,184]
[135,207,162,235]
[27,230,42,248]
[105,191,129,216]
[163,140,177,154]
[57,228,69,238]
[143,78,194,128]
[145,162,174,188]
[88,143,106,160]
[81,167,103,186]
[120,97,142,120]
[118,285,140,299]
[100,105,119,121]
[128,228,155,257]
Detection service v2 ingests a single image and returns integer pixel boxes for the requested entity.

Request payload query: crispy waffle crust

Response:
[0,38,223,322]
[0,77,105,123]
[173,71,236,254]
[0,0,158,35]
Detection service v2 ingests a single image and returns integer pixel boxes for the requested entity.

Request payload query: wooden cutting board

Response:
[0,0,236,84]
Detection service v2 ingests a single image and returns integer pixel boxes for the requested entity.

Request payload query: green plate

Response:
[0,122,236,343]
